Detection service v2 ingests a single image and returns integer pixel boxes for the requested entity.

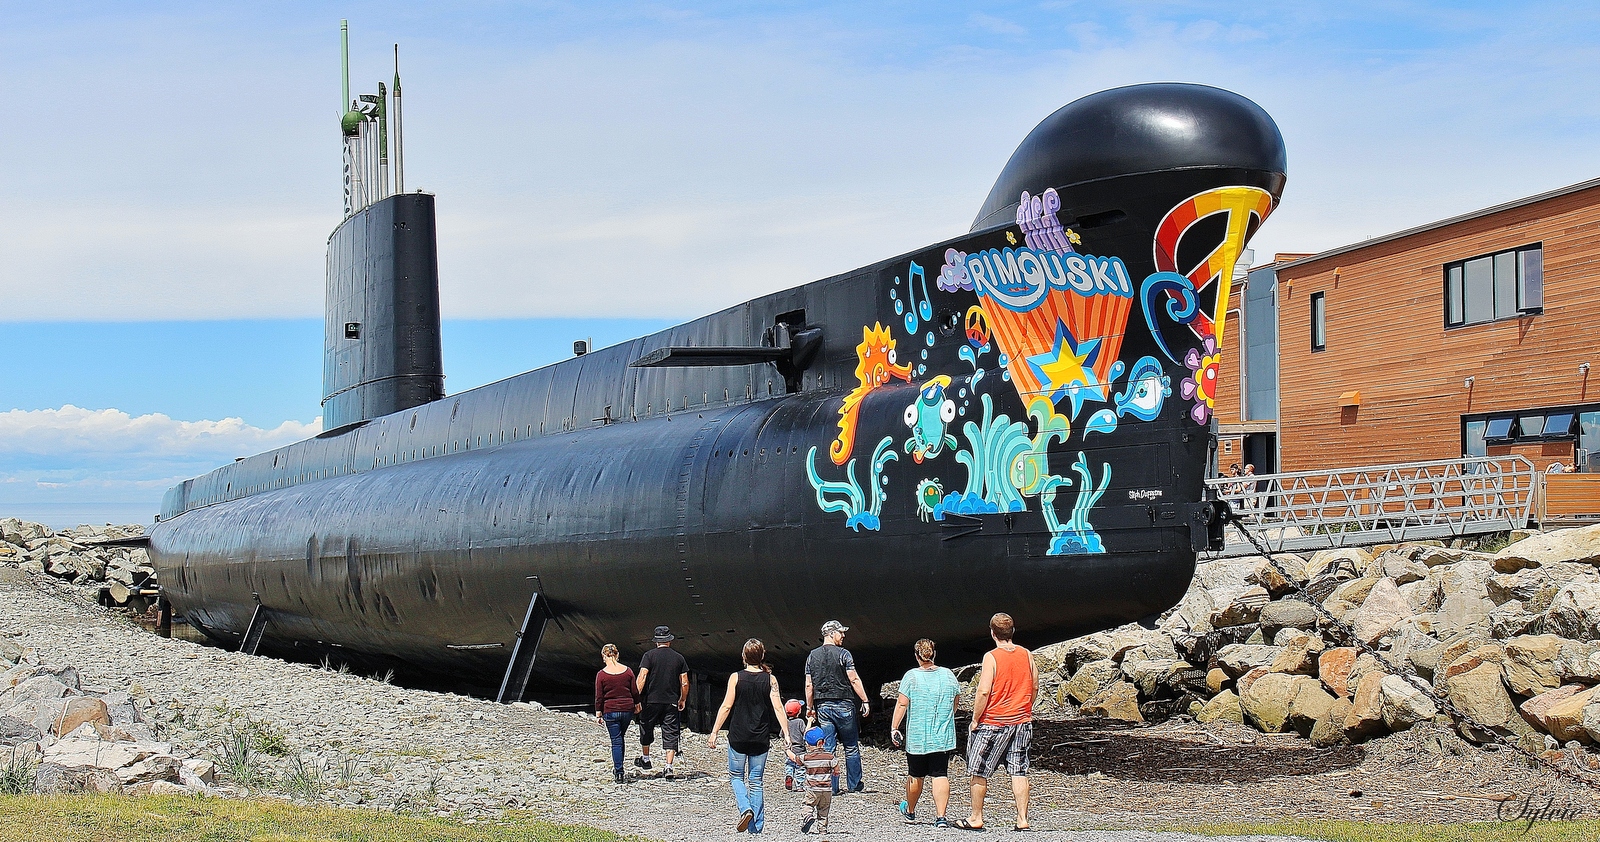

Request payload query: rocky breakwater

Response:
[0,518,154,610]
[1036,524,1600,767]
[2,644,215,795]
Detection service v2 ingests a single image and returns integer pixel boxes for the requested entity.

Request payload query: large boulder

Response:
[1328,576,1380,608]
[1258,600,1319,639]
[1196,689,1243,724]
[1444,660,1531,743]
[1212,586,1272,629]
[1539,686,1598,742]
[1343,671,1387,738]
[1488,601,1540,639]
[1063,659,1120,704]
[1521,684,1594,739]
[1319,647,1358,698]
[52,698,109,737]
[1215,644,1280,678]
[1399,579,1443,613]
[1310,697,1354,747]
[1268,630,1323,675]
[1307,547,1374,579]
[1287,679,1337,735]
[1379,675,1438,731]
[1435,561,1497,638]
[1123,658,1187,699]
[1497,525,1600,570]
[1504,635,1565,696]
[1351,578,1414,645]
[1240,672,1303,733]
[1381,552,1429,585]
[1544,583,1600,640]
[1080,680,1143,723]
[1557,641,1600,684]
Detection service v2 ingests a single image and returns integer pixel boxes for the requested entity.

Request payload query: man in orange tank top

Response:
[955,613,1037,832]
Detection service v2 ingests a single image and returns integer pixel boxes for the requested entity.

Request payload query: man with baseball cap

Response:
[805,619,870,793]
[635,625,689,777]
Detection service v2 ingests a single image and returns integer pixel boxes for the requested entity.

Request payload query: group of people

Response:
[593,614,1040,833]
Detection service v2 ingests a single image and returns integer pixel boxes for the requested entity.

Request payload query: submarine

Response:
[150,38,1286,720]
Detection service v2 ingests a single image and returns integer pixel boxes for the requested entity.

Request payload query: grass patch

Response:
[1183,819,1600,841]
[0,793,642,841]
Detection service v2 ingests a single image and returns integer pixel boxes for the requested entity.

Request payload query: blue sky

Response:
[3,2,1598,525]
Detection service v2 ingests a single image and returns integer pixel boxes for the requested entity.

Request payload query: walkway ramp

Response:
[1204,455,1537,560]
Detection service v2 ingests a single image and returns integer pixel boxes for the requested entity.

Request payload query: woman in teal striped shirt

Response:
[890,638,961,828]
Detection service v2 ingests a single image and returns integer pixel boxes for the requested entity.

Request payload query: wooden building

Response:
[1216,177,1600,518]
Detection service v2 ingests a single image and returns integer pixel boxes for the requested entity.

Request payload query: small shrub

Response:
[0,750,36,795]
[280,755,325,800]
[216,725,265,787]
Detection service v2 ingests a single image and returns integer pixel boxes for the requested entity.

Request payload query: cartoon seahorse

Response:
[829,322,913,465]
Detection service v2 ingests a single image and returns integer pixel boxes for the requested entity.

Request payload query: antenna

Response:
[376,81,389,200]
[340,20,350,114]
[393,45,404,193]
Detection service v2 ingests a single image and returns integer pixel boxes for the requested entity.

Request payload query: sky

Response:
[2,1,1598,526]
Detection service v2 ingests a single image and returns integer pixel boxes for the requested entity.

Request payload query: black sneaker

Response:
[634,756,651,770]
[613,768,624,784]
[801,816,816,834]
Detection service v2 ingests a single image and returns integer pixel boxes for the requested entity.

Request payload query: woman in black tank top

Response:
[708,639,797,834]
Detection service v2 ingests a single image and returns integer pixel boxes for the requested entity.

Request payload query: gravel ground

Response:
[4,565,1597,841]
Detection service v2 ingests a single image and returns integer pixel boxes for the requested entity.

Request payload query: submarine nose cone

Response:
[972,82,1287,231]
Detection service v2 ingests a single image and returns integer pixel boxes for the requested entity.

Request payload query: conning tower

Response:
[321,25,443,430]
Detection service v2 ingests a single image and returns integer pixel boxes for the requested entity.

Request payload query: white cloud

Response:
[0,406,318,461]
[0,406,319,527]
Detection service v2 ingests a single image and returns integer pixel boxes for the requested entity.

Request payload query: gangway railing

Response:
[1203,455,1537,560]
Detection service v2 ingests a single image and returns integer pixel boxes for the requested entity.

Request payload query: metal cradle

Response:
[1203,455,1538,559]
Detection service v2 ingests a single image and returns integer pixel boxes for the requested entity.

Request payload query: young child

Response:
[800,726,840,835]
[783,699,806,791]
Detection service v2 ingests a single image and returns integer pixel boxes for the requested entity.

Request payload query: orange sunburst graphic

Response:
[1152,186,1275,349]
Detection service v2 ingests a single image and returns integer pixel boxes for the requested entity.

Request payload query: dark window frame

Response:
[1310,291,1326,352]
[1444,243,1543,329]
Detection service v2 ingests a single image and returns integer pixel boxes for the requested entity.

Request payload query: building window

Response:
[1445,244,1542,327]
[1310,291,1326,351]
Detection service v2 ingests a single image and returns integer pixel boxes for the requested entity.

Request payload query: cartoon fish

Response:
[829,322,914,465]
[903,375,958,463]
[1114,356,1171,422]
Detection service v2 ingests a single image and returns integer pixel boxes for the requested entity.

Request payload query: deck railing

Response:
[1203,455,1538,559]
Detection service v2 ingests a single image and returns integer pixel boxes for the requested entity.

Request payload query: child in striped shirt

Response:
[800,727,840,834]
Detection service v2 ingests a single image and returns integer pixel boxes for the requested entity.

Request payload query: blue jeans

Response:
[602,711,632,771]
[816,700,863,793]
[726,746,768,832]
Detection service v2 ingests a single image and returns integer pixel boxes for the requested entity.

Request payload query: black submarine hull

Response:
[151,83,1287,697]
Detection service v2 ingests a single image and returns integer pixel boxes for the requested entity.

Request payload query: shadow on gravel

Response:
[1030,719,1365,784]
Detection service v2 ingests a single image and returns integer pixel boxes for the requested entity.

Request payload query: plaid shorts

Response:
[966,722,1032,778]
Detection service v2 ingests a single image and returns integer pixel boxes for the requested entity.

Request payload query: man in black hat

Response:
[635,625,689,777]
[806,619,870,793]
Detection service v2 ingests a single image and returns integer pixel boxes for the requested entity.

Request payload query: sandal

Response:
[1011,826,1034,832]
[952,818,986,831]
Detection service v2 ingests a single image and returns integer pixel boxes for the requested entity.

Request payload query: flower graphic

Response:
[1180,334,1220,425]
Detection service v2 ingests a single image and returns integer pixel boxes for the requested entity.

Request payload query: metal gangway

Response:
[1203,455,1537,560]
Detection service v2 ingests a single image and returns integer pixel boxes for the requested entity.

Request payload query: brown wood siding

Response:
[1544,474,1600,518]
[1276,185,1600,473]
[1214,305,1245,426]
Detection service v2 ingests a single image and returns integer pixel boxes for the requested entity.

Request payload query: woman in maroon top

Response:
[595,643,640,783]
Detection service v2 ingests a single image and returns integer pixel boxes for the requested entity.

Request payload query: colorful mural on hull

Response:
[805,185,1274,554]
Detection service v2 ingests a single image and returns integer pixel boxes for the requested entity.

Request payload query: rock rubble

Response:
[0,518,153,610]
[1017,524,1600,766]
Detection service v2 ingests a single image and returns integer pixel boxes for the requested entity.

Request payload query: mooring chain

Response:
[1221,511,1600,795]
